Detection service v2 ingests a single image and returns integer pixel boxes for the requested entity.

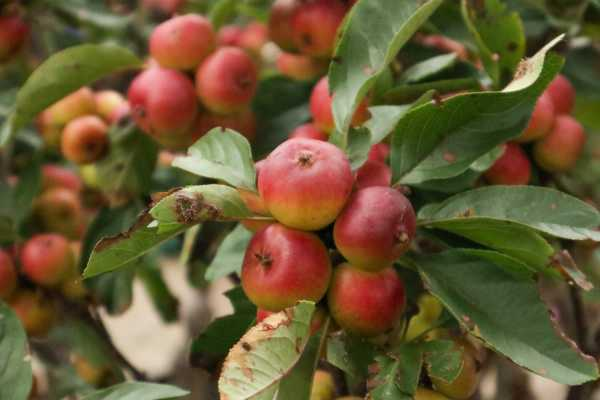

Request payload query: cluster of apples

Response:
[484,74,585,185]
[37,87,129,165]
[0,9,28,63]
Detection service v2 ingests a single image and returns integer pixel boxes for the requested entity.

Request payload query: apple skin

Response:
[484,143,531,185]
[311,370,335,400]
[127,68,198,149]
[20,233,74,287]
[546,74,575,115]
[150,14,215,70]
[430,340,481,400]
[276,52,328,81]
[94,90,127,123]
[241,224,332,311]
[310,77,370,133]
[0,14,29,62]
[34,187,84,239]
[61,115,109,165]
[516,92,555,143]
[9,290,56,337]
[238,22,269,57]
[534,114,586,172]
[289,123,328,141]
[368,143,390,163]
[195,47,258,115]
[269,0,300,51]
[355,159,392,189]
[41,165,82,193]
[333,187,416,271]
[327,264,405,337]
[0,249,17,300]
[217,25,243,47]
[258,138,354,231]
[291,0,348,57]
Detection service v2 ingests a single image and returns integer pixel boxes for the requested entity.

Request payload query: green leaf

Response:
[0,44,141,147]
[400,53,459,83]
[461,0,526,87]
[81,382,189,400]
[330,0,443,137]
[205,224,253,281]
[418,185,600,241]
[208,0,237,29]
[0,302,33,400]
[191,287,256,367]
[416,249,600,385]
[421,340,463,384]
[391,36,564,185]
[219,301,315,399]
[13,156,41,224]
[369,344,423,400]
[364,105,412,145]
[346,127,372,170]
[150,184,252,226]
[326,333,376,380]
[173,128,256,190]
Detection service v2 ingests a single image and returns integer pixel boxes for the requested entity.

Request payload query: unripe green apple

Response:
[414,388,451,400]
[334,187,416,271]
[328,264,405,337]
[291,0,348,57]
[94,90,127,123]
[0,14,29,62]
[430,339,480,400]
[289,123,328,141]
[310,77,370,133]
[546,74,575,115]
[34,187,83,239]
[311,370,335,400]
[355,159,391,189]
[534,114,586,172]
[277,52,328,81]
[258,138,353,231]
[516,92,555,142]
[61,115,109,165]
[484,143,531,185]
[241,224,332,311]
[20,233,74,286]
[195,47,258,115]
[0,249,17,300]
[150,14,215,70]
[128,68,198,149]
[269,0,299,51]
[41,165,82,193]
[10,290,56,337]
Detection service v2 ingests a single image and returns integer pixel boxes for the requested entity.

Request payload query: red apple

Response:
[368,143,390,162]
[94,90,127,123]
[0,14,29,62]
[355,159,392,189]
[217,25,243,47]
[288,123,328,140]
[9,290,56,337]
[269,0,300,51]
[516,92,555,142]
[484,143,531,185]
[34,187,83,239]
[61,115,109,165]
[41,165,82,193]
[291,0,347,57]
[0,249,17,300]
[546,74,575,115]
[276,52,328,81]
[534,114,586,172]
[239,22,269,56]
[21,234,74,286]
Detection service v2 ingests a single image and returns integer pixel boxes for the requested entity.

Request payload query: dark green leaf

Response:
[330,0,443,138]
[173,129,256,190]
[391,37,563,184]
[81,382,189,400]
[13,157,41,224]
[326,333,376,380]
[205,224,253,281]
[400,53,459,83]
[416,249,599,384]
[1,45,141,147]
[421,340,463,383]
[0,302,33,400]
[369,344,423,400]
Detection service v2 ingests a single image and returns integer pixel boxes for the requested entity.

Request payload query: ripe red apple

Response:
[94,90,127,123]
[328,264,405,337]
[239,22,269,56]
[9,290,56,337]
[484,143,531,185]
[269,0,300,51]
[334,186,416,270]
[21,234,74,286]
[368,143,390,163]
[128,68,198,149]
[0,249,17,300]
[192,108,257,142]
[240,161,273,232]
[258,138,353,231]
[241,224,332,311]
[217,25,243,47]
[289,123,328,140]
[196,47,258,114]
[41,165,82,193]
[546,74,575,115]
[276,52,328,81]
[150,14,215,70]
[61,115,109,165]
[0,14,29,62]
[34,187,83,239]
[355,159,392,189]
[310,77,370,133]
[517,92,555,142]
[291,0,347,57]
[534,114,586,172]
[430,339,480,400]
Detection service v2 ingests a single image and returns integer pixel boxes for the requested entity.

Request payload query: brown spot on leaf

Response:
[443,151,456,163]
[95,211,153,252]
[174,191,221,225]
[241,342,252,352]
